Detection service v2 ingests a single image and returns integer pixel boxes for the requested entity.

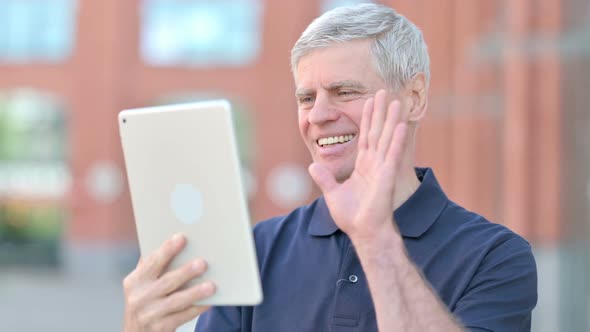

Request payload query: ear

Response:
[406,73,428,122]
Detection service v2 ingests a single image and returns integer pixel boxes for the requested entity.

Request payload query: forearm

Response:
[352,224,465,332]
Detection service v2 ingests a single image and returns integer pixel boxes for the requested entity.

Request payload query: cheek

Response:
[297,110,309,136]
[342,100,367,129]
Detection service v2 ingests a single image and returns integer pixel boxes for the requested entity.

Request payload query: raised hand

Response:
[123,234,216,332]
[308,89,409,244]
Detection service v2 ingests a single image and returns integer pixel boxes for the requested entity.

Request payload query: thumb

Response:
[308,162,338,193]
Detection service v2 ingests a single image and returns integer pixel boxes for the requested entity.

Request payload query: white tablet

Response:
[118,100,262,306]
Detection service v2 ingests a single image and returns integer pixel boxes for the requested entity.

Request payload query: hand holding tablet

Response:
[119,100,263,331]
[123,234,214,332]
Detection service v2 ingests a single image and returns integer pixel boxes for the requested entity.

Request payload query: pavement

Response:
[0,268,125,332]
[0,267,199,332]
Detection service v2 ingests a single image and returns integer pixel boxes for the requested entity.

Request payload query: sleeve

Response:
[453,237,538,332]
[194,306,242,332]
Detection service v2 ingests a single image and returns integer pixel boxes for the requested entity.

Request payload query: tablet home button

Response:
[170,184,203,224]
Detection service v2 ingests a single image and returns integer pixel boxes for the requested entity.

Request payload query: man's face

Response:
[294,40,390,182]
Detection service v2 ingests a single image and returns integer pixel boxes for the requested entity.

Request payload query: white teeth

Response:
[318,134,355,147]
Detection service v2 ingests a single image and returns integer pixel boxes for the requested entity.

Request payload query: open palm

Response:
[308,90,409,241]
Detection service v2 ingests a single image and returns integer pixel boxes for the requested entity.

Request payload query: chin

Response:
[311,155,355,184]
[328,164,354,184]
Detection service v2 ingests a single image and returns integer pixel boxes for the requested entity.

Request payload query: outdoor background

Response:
[0,0,588,331]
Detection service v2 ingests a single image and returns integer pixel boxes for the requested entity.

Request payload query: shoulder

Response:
[437,200,537,293]
[251,198,320,262]
[253,199,317,239]
[442,204,537,329]
[427,199,536,290]
[438,200,532,252]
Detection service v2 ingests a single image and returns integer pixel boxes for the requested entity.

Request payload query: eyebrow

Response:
[295,80,367,97]
[327,80,366,91]
[295,88,313,98]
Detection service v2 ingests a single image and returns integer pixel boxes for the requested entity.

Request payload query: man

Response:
[123,4,537,332]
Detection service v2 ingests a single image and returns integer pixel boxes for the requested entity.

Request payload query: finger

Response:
[386,123,409,172]
[367,90,388,149]
[122,255,147,290]
[141,233,186,279]
[357,97,374,151]
[377,100,402,158]
[154,258,208,297]
[156,305,211,332]
[162,281,216,315]
[308,162,338,193]
[140,281,216,324]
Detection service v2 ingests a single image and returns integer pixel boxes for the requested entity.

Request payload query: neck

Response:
[393,164,420,209]
[392,127,420,209]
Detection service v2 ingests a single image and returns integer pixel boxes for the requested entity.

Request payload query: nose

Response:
[308,94,339,125]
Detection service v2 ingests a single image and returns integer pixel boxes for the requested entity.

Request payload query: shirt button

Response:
[348,274,358,283]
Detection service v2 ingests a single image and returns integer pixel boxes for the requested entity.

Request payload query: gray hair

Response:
[291,3,430,92]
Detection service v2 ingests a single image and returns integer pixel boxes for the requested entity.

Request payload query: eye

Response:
[298,96,315,105]
[338,90,358,96]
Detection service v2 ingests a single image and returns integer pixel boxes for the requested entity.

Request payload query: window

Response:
[0,89,69,267]
[141,0,263,67]
[0,0,78,63]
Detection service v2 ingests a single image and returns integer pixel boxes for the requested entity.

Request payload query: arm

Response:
[308,90,464,331]
[352,225,463,331]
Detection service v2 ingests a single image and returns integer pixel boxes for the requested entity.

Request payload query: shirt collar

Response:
[308,167,448,238]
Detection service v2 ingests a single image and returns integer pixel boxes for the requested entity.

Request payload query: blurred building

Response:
[0,0,588,331]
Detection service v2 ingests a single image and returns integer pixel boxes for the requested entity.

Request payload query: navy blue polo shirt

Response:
[196,168,537,332]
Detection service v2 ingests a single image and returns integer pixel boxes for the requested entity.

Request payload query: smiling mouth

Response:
[317,134,356,147]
